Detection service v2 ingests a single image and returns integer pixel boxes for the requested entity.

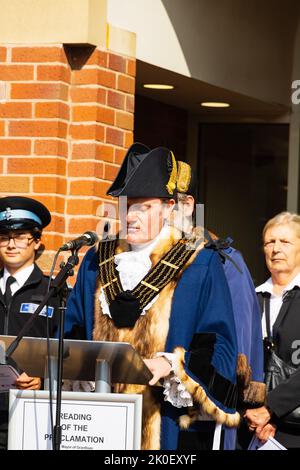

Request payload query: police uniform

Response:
[65,145,240,450]
[0,196,60,449]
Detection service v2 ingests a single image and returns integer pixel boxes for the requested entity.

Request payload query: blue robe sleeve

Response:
[64,247,98,340]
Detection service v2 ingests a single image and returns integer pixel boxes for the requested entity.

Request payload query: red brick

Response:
[0,47,7,62]
[47,214,65,233]
[72,69,98,85]
[12,47,66,63]
[11,83,68,100]
[72,143,97,159]
[8,157,66,175]
[115,147,126,164]
[104,163,119,180]
[98,69,116,89]
[37,65,71,83]
[127,59,136,77]
[69,123,105,141]
[70,87,106,104]
[97,144,114,162]
[125,131,133,148]
[0,121,5,136]
[86,49,107,67]
[117,75,135,94]
[68,161,103,178]
[41,233,65,251]
[106,127,124,146]
[35,102,69,120]
[0,102,32,119]
[9,120,67,138]
[69,180,95,196]
[32,195,65,213]
[107,90,125,110]
[72,105,98,122]
[0,65,34,81]
[68,217,98,234]
[125,95,134,113]
[33,176,67,194]
[95,180,111,197]
[67,198,101,215]
[34,139,68,157]
[0,176,30,192]
[116,111,134,130]
[97,106,115,125]
[73,105,114,125]
[108,53,126,73]
[0,139,31,155]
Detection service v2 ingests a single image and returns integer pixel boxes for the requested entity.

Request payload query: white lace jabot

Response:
[99,226,171,317]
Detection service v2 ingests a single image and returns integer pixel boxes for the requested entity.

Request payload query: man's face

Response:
[0,230,41,273]
[263,223,300,276]
[124,198,175,244]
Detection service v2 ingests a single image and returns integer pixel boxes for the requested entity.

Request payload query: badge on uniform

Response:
[20,303,54,318]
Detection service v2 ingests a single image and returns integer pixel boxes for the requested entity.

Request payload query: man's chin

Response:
[126,233,147,245]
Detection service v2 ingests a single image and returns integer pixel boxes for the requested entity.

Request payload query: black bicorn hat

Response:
[0,196,51,232]
[106,143,178,199]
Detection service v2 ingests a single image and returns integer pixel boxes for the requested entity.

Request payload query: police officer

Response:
[0,196,60,449]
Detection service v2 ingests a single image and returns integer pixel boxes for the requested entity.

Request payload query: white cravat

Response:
[99,226,171,317]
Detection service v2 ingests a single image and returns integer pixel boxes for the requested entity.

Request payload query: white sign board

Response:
[8,390,142,450]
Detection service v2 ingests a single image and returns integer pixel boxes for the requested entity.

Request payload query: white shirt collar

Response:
[256,272,300,296]
[2,264,34,292]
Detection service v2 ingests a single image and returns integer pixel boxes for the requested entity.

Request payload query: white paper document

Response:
[0,364,19,392]
[248,435,287,450]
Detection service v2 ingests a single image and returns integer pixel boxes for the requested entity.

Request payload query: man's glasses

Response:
[0,234,35,248]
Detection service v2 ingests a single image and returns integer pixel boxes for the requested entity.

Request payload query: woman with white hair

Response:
[245,212,300,448]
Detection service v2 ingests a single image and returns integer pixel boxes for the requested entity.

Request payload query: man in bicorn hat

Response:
[0,196,61,449]
[65,143,240,450]
[173,161,265,449]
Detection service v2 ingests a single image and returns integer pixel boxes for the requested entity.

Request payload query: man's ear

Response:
[34,239,41,251]
[183,195,195,217]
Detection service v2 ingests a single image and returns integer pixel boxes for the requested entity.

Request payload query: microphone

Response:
[59,231,99,252]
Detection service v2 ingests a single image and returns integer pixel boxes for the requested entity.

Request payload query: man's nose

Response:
[126,210,137,222]
[272,240,282,252]
[7,238,15,248]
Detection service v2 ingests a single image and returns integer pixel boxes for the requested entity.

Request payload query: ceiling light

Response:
[200,101,230,108]
[143,84,174,90]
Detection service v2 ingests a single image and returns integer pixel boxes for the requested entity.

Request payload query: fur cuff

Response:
[243,381,266,405]
[236,353,252,390]
[173,347,240,428]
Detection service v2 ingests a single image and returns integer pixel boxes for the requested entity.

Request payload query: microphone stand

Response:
[6,250,80,451]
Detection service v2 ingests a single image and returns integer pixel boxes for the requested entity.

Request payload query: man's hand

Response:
[15,372,41,390]
[244,406,272,432]
[144,357,172,386]
[256,423,277,442]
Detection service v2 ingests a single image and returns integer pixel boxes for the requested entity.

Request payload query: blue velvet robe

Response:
[65,244,239,449]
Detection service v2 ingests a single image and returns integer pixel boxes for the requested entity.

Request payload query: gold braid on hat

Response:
[166,151,177,195]
[177,161,192,193]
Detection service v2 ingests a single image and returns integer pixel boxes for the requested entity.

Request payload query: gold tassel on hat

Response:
[166,151,177,195]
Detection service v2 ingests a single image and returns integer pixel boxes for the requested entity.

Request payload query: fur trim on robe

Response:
[93,227,239,449]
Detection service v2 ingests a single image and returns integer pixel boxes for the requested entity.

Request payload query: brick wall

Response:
[0,44,136,281]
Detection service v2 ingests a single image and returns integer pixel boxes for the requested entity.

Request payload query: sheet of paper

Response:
[248,435,287,450]
[0,364,19,392]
